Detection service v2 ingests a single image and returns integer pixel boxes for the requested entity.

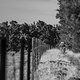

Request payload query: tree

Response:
[0,20,60,80]
[56,0,80,52]
[36,20,60,47]
[9,20,21,52]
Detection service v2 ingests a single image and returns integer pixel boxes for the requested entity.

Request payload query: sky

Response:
[0,0,59,25]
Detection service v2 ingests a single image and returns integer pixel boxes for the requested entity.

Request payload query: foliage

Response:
[56,0,80,52]
[36,20,60,47]
[0,20,60,52]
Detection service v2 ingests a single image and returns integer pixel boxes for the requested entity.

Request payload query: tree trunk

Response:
[20,37,25,80]
[0,37,7,80]
[0,38,1,69]
[27,38,32,80]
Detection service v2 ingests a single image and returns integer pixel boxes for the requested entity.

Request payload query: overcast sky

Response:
[0,0,59,25]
